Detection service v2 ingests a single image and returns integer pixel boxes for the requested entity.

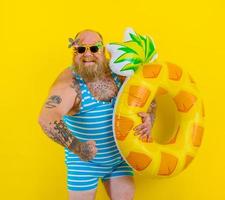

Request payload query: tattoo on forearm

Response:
[45,95,62,108]
[41,119,79,150]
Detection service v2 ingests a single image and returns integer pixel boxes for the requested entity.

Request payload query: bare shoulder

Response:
[41,67,81,116]
[50,67,76,90]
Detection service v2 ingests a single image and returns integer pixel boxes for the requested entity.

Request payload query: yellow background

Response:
[1,0,225,199]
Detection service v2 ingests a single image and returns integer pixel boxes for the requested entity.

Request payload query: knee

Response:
[112,184,135,200]
[68,189,97,200]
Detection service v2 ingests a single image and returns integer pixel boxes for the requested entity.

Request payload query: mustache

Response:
[75,61,108,81]
[82,57,96,62]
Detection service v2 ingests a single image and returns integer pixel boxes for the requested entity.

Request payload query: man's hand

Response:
[75,140,97,161]
[133,112,153,142]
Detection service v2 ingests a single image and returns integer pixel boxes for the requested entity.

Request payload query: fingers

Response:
[86,140,96,146]
[134,125,152,143]
[134,122,151,135]
[133,124,145,132]
[134,127,149,136]
[137,112,149,122]
[138,112,152,125]
[140,134,152,143]
[134,113,152,142]
[137,129,150,140]
[79,141,97,161]
[134,111,152,136]
[137,112,149,118]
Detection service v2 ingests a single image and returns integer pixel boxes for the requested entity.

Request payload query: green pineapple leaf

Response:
[108,28,157,75]
[120,64,139,72]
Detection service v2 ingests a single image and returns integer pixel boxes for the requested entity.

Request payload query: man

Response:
[38,29,155,200]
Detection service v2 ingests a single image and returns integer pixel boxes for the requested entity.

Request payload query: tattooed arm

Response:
[38,68,97,161]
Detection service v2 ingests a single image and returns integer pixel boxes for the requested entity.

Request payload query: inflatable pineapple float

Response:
[107,28,204,177]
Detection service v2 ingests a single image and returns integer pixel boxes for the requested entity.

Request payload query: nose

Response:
[83,48,92,56]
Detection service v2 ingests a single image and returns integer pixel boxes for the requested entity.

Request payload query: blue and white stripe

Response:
[62,69,133,191]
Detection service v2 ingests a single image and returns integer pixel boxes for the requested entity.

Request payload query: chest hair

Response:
[86,77,118,101]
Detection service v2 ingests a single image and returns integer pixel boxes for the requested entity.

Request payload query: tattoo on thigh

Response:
[45,95,62,108]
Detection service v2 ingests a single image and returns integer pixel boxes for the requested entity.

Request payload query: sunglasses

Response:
[74,42,103,54]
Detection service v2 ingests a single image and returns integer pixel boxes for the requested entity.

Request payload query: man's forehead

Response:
[76,31,102,45]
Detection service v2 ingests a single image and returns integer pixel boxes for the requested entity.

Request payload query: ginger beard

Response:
[73,55,108,81]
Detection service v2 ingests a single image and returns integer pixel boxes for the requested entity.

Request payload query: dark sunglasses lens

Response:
[90,46,99,53]
[77,47,86,53]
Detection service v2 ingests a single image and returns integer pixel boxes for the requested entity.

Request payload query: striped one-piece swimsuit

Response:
[62,70,134,191]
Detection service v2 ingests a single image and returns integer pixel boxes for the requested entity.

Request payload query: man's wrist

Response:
[68,138,81,154]
[149,100,156,123]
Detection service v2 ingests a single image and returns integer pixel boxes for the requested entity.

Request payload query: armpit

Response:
[117,75,126,84]
[68,77,81,115]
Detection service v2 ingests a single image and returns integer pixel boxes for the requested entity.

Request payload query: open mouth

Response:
[83,60,96,64]
[83,60,95,62]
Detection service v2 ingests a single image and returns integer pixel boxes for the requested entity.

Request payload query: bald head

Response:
[75,29,103,45]
[72,29,108,81]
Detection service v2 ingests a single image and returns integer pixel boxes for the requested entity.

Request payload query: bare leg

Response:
[102,176,135,200]
[68,189,97,200]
